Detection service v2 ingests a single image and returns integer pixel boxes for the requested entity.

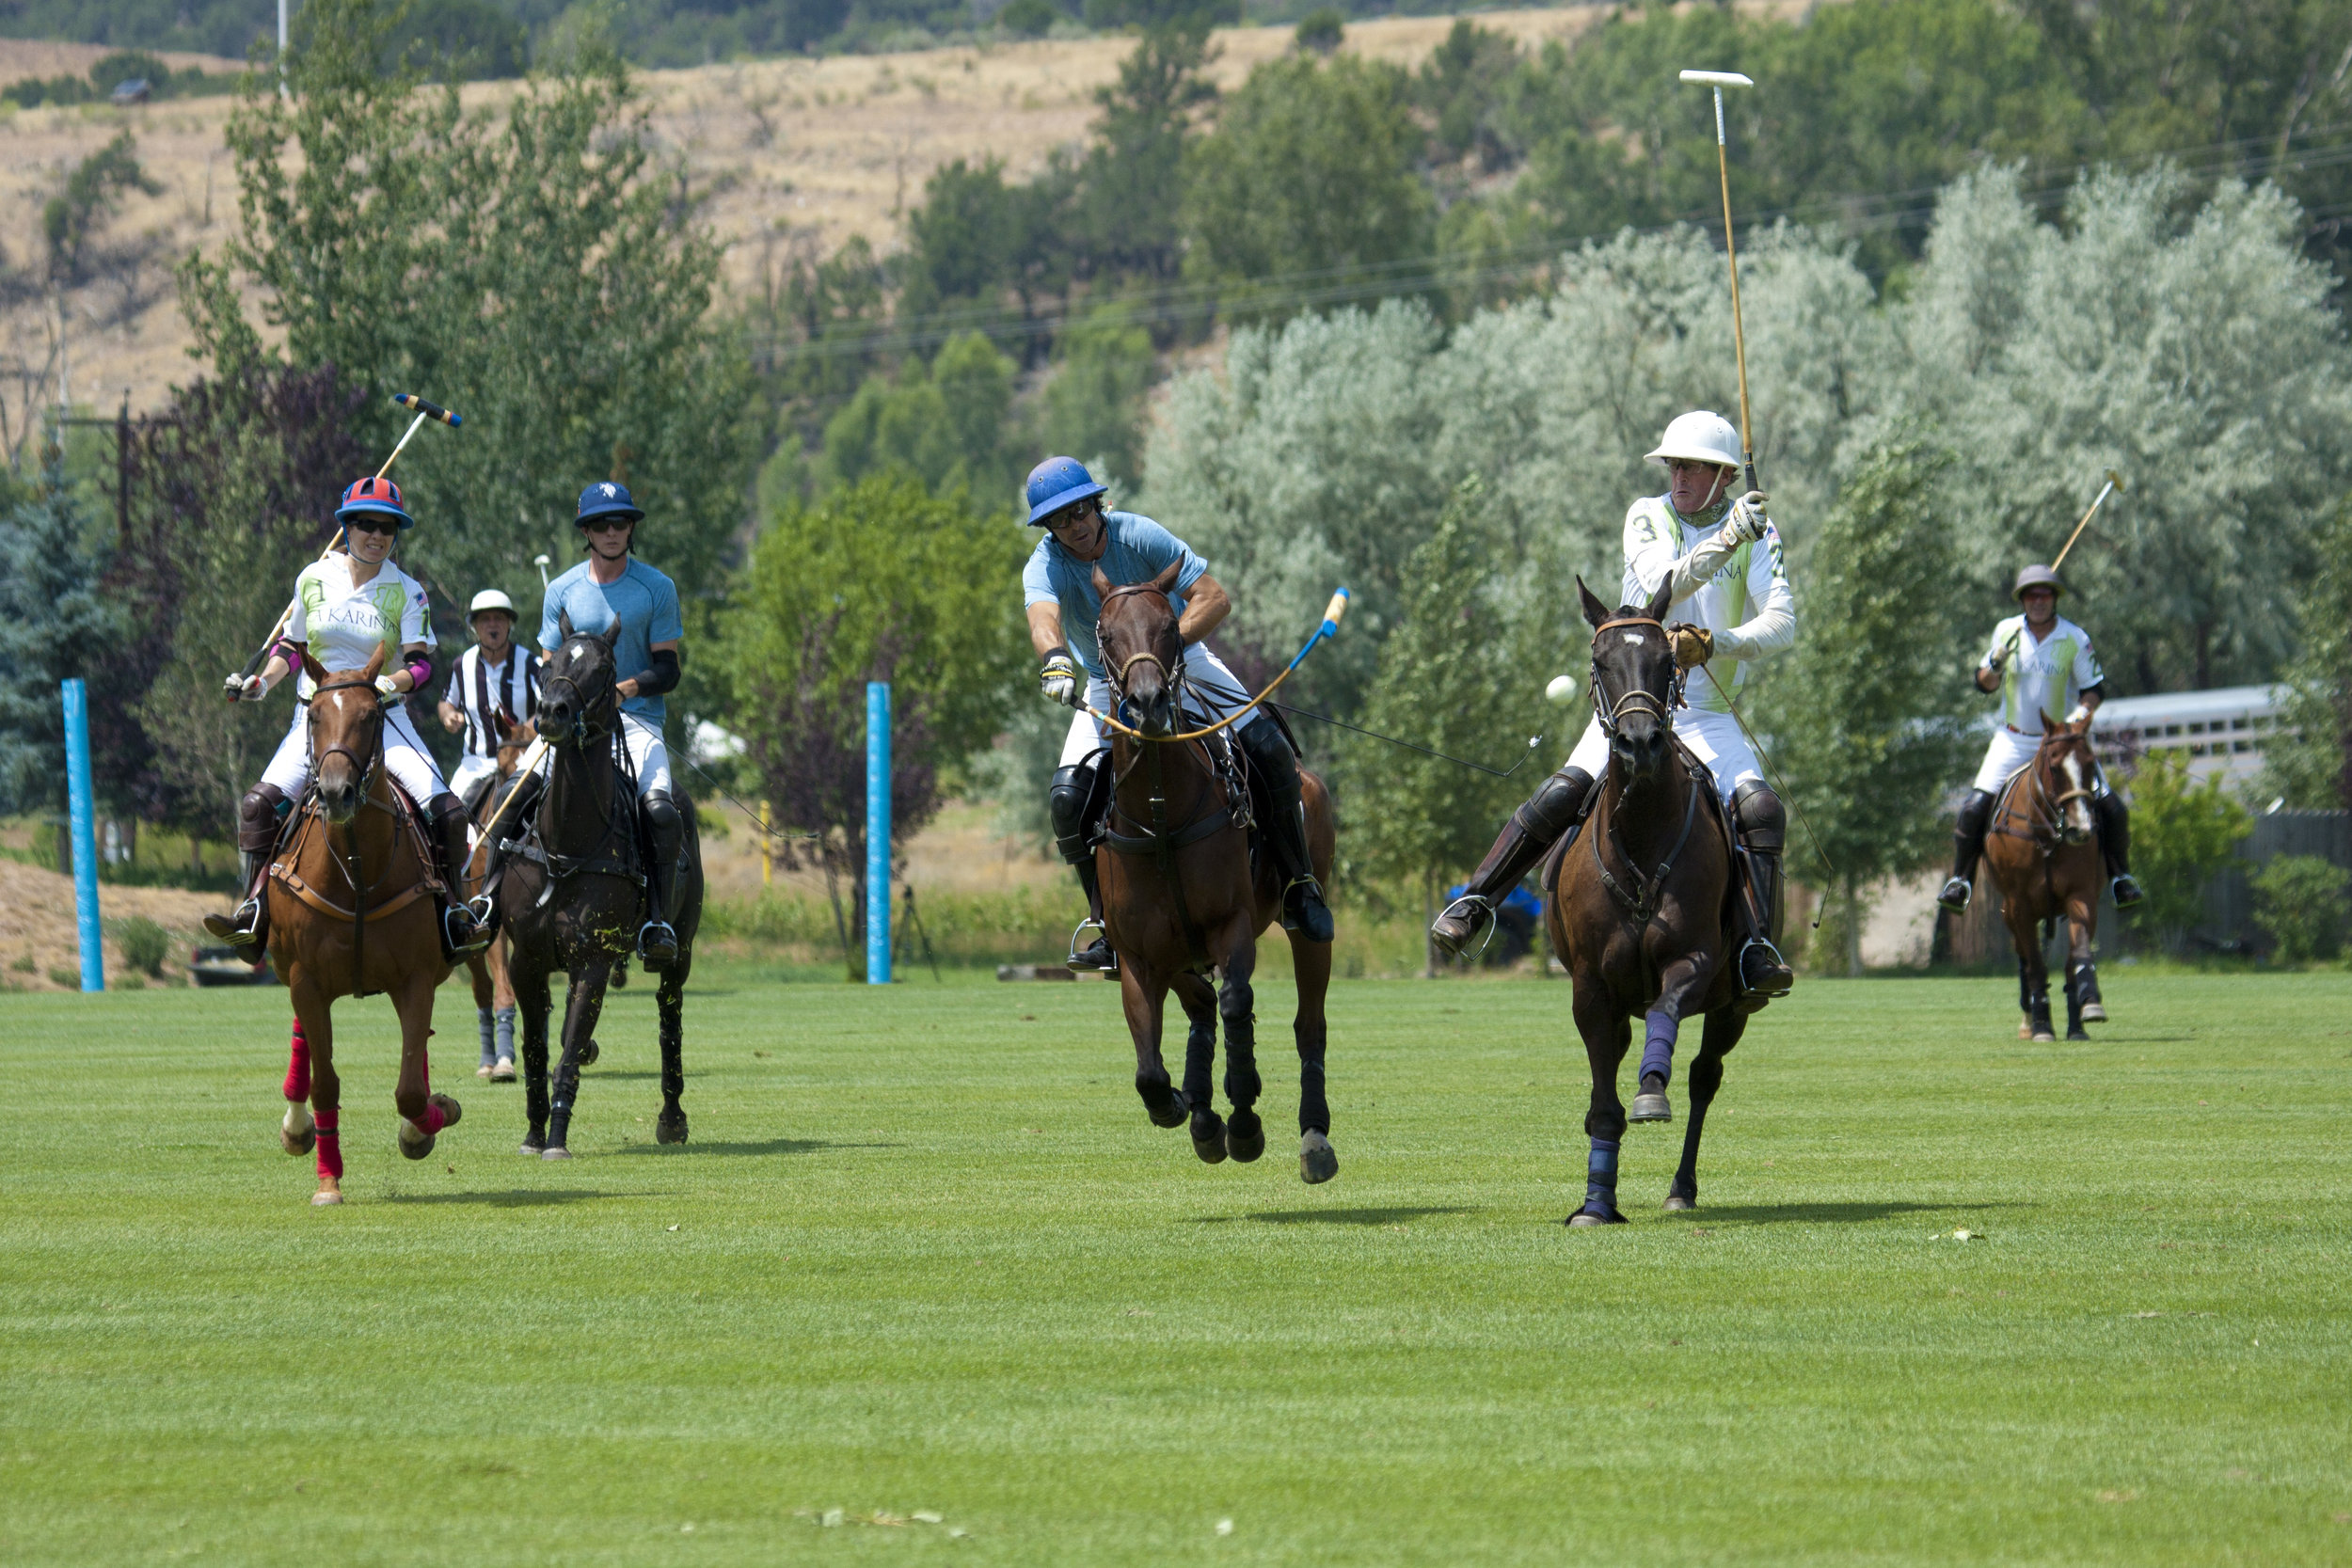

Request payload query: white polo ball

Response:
[1545,674,1579,705]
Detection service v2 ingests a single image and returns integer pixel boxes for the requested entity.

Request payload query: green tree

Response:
[714,475,1028,973]
[0,441,123,817]
[1762,430,1974,975]
[2262,500,2352,809]
[42,133,159,285]
[1181,53,1432,318]
[2249,854,2349,964]
[1340,479,1549,974]
[1075,23,1219,285]
[1040,302,1155,480]
[2124,750,2254,951]
[817,332,1024,503]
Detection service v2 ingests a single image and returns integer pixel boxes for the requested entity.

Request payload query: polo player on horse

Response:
[499,481,690,971]
[1431,410,1797,1006]
[1938,563,2144,914]
[1023,456,1334,974]
[204,476,488,956]
[438,588,540,816]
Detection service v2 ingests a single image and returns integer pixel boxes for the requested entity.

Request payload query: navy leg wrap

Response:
[1585,1137,1621,1212]
[1641,1008,1677,1085]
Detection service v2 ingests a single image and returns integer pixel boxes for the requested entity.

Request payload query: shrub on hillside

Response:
[117,916,169,978]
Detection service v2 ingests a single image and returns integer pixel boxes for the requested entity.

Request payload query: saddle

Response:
[492,758,648,910]
[1539,734,1740,928]
[266,779,446,926]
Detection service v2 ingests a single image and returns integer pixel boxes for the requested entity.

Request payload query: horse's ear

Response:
[2041,709,2061,736]
[596,621,619,650]
[1644,578,1672,624]
[557,609,574,641]
[301,649,328,685]
[1090,565,1114,598]
[1577,576,1612,630]
[1152,561,1184,595]
[363,642,388,682]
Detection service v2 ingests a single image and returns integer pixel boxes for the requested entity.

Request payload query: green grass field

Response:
[4,967,2349,1565]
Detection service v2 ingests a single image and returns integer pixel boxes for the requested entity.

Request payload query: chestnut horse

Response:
[1981,715,2106,1042]
[267,647,462,1205]
[1548,580,1745,1226]
[1092,564,1340,1183]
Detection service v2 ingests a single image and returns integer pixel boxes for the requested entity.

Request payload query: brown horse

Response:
[1981,715,2106,1042]
[267,647,462,1206]
[1548,580,1746,1226]
[1091,563,1340,1183]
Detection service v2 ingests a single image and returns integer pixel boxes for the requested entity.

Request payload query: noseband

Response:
[1589,615,1685,738]
[1095,584,1186,716]
[539,644,617,746]
[308,677,389,798]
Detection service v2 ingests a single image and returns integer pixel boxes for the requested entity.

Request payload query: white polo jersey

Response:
[1979,613,2103,735]
[286,554,430,703]
[443,644,541,758]
[1620,496,1795,714]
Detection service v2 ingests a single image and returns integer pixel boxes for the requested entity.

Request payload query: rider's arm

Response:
[1711,528,1795,660]
[380,641,431,694]
[1177,574,1232,645]
[1027,602,1066,661]
[1625,504,1740,607]
[616,639,680,701]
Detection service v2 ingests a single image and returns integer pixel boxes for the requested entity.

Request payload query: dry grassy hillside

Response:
[0,5,1805,427]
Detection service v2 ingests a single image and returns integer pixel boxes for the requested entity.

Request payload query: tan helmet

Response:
[2011,564,2067,601]
[468,588,517,622]
[1645,410,1741,469]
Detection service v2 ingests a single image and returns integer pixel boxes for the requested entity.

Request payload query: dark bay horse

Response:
[267,647,462,1205]
[1092,563,1340,1183]
[497,618,704,1158]
[1982,714,2106,1042]
[1548,580,1744,1226]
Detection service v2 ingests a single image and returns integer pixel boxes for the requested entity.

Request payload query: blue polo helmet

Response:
[1025,456,1105,527]
[576,481,644,526]
[336,475,412,530]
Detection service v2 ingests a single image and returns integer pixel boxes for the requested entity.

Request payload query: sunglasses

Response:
[345,518,399,537]
[583,518,634,535]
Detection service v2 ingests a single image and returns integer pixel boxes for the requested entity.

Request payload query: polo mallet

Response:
[228,393,464,697]
[534,554,551,590]
[1681,69,1759,491]
[2051,470,2125,570]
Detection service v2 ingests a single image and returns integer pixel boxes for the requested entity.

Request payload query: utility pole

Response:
[278,0,290,99]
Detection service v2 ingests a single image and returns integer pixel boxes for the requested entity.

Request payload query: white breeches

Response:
[260,703,448,805]
[1564,708,1762,809]
[1970,727,2108,799]
[1057,642,1264,768]
[530,712,671,798]
[451,752,501,811]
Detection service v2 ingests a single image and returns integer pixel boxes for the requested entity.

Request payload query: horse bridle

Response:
[307,677,389,800]
[539,640,618,747]
[1588,615,1686,737]
[1094,584,1188,719]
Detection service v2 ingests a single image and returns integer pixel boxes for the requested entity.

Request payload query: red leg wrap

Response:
[416,1100,446,1135]
[314,1108,342,1180]
[283,1019,310,1103]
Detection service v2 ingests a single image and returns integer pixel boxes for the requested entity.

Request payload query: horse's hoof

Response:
[429,1094,463,1130]
[1628,1091,1672,1124]
[1190,1111,1228,1164]
[2066,1028,2090,1041]
[2018,1021,2033,1039]
[2082,1004,2108,1023]
[1566,1205,1627,1227]
[578,1039,600,1068]
[311,1187,342,1207]
[1299,1130,1338,1185]
[518,1134,546,1157]
[1224,1111,1264,1164]
[1136,1078,1187,1130]
[1662,1191,1695,1212]
[399,1127,437,1162]
[541,1146,573,1162]
[656,1106,689,1145]
[280,1102,315,1157]
[489,1061,516,1083]
[2031,1031,2057,1043]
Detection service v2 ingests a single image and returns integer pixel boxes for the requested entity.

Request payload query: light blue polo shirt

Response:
[539,557,684,722]
[1021,511,1207,679]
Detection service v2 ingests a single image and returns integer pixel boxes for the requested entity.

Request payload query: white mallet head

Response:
[1679,70,1754,87]
[1545,674,1580,706]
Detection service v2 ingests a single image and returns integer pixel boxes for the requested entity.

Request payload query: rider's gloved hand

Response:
[229,672,269,703]
[1040,647,1084,709]
[2064,703,2092,728]
[374,674,401,698]
[1720,490,1769,546]
[1668,624,1714,669]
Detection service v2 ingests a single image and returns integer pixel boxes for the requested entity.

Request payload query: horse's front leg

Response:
[514,953,554,1154]
[1567,982,1632,1227]
[2009,910,2054,1042]
[289,974,343,1206]
[390,967,460,1161]
[1120,958,1185,1129]
[1171,968,1226,1163]
[654,944,690,1145]
[544,960,612,1159]
[1629,951,1714,1124]
[1287,925,1336,1184]
[2065,890,2102,1034]
[1667,1007,1746,1210]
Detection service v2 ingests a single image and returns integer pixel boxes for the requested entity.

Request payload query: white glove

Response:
[374,674,401,698]
[1719,491,1769,545]
[1040,649,1084,709]
[2064,704,2091,728]
[230,673,269,703]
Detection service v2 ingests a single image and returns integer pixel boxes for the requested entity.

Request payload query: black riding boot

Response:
[430,794,490,955]
[1238,720,1334,942]
[1050,762,1117,974]
[1732,781,1795,1005]
[1937,788,1997,912]
[2094,792,2144,907]
[1430,766,1593,959]
[203,784,290,949]
[639,789,682,970]
[479,770,543,896]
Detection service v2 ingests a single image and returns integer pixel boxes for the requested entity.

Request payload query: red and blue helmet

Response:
[335,475,412,530]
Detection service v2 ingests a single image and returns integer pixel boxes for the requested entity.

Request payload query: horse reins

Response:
[302,676,401,994]
[1587,615,1687,736]
[1581,615,1710,931]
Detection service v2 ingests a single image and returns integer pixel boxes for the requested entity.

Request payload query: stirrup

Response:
[1737,936,1793,997]
[2110,874,2145,908]
[444,905,490,956]
[1935,876,1973,913]
[205,897,265,948]
[1066,917,1118,974]
[637,919,678,966]
[1430,895,1498,958]
[1279,875,1335,940]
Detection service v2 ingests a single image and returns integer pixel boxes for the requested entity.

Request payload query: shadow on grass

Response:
[610,1138,902,1157]
[1670,1199,2012,1226]
[384,1188,643,1207]
[1192,1205,1477,1227]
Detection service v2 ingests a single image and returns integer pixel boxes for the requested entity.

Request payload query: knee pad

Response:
[1955,787,1997,836]
[1237,717,1301,795]
[429,791,468,828]
[237,784,290,852]
[643,790,682,846]
[1048,765,1099,863]
[1517,767,1593,840]
[1733,781,1785,853]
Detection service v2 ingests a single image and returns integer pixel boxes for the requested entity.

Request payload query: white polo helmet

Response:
[468,589,517,621]
[1645,410,1741,469]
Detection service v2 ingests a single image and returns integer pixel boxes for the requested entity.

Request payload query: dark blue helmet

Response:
[1025,456,1106,527]
[576,481,644,526]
